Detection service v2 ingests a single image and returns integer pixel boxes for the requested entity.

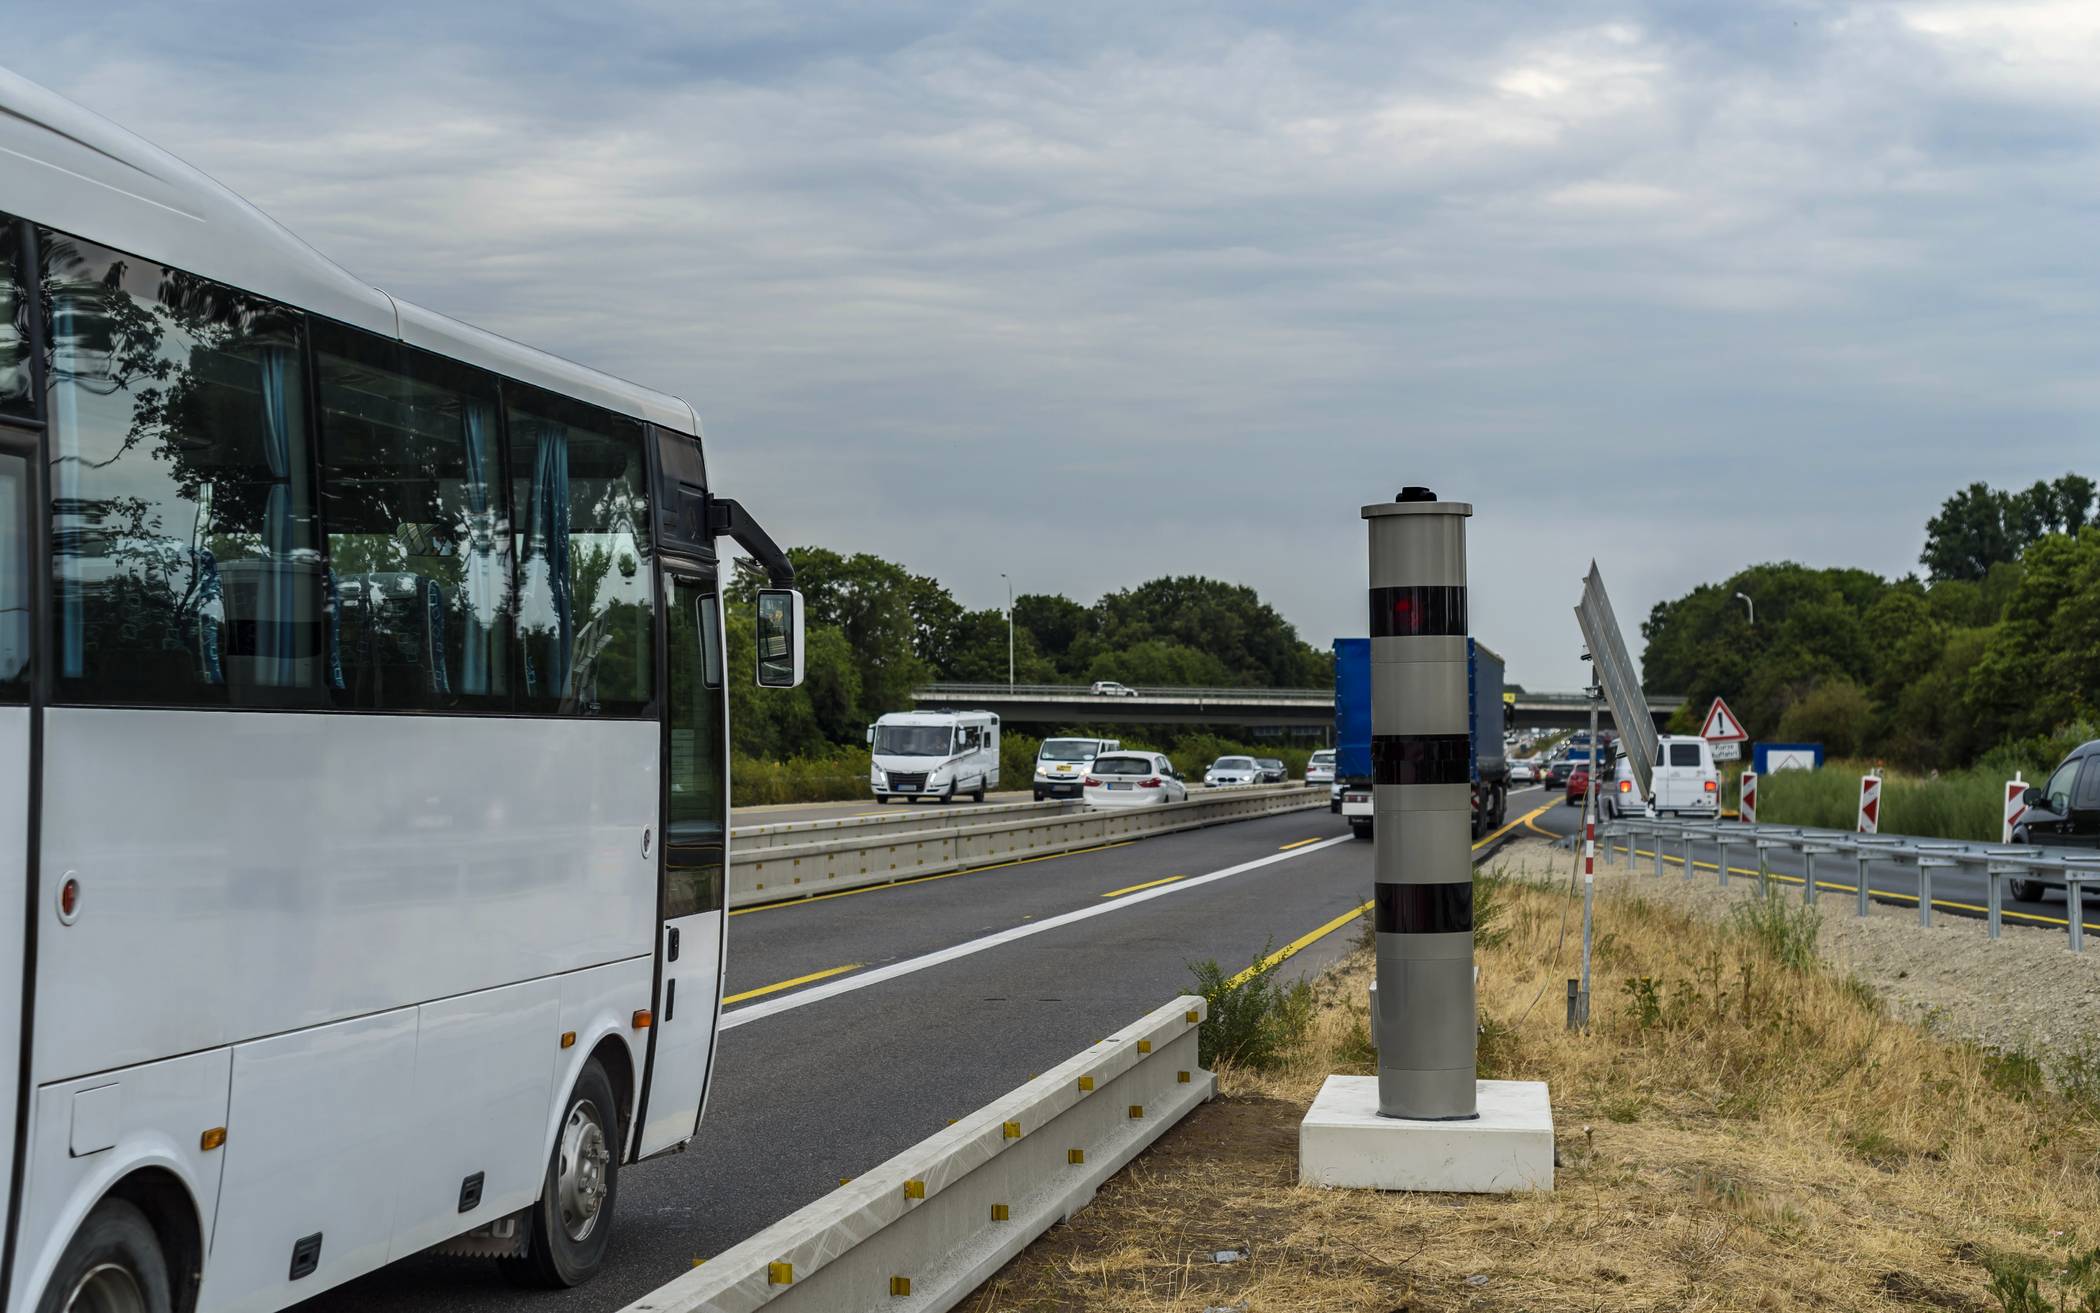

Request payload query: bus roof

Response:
[0,65,698,434]
[874,710,998,725]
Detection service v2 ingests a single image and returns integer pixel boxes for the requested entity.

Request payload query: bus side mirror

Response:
[866,725,875,745]
[757,588,804,688]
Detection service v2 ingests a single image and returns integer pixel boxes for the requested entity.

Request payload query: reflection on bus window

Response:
[1,218,30,421]
[508,389,654,715]
[315,324,511,710]
[43,231,323,705]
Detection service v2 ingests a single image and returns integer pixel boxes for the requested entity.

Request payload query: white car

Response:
[1306,749,1336,785]
[1083,752,1188,807]
[1509,758,1538,785]
[1204,755,1261,788]
[1090,680,1139,697]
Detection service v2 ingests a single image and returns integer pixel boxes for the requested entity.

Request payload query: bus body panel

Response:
[203,1008,418,1313]
[387,977,562,1260]
[12,1047,231,1313]
[636,911,722,1156]
[35,708,658,1084]
[0,706,23,1271]
[553,958,652,1159]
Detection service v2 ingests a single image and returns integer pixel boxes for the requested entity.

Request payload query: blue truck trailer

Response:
[1334,636,1509,840]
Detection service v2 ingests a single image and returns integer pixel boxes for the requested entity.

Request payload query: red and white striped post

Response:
[1856,772,1882,835]
[2004,773,2028,843]
[1739,770,1758,825]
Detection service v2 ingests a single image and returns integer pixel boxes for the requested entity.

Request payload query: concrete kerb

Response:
[619,996,1213,1313]
[729,786,1328,909]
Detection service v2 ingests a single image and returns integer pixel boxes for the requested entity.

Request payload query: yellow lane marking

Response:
[1102,876,1185,898]
[1228,902,1370,987]
[1616,847,2100,933]
[724,962,862,1005]
[1278,837,1325,851]
[1224,802,1554,987]
[728,841,1137,916]
[1482,802,1555,849]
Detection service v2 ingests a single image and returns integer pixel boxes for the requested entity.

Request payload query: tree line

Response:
[726,547,1331,760]
[1641,473,2100,768]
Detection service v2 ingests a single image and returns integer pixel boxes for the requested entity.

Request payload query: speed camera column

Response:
[1364,487,1478,1120]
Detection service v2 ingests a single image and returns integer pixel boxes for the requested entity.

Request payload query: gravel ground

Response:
[1488,837,2100,1064]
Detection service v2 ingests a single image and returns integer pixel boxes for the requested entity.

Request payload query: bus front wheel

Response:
[37,1198,172,1313]
[505,1060,620,1289]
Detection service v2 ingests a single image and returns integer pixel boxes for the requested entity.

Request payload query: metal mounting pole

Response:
[1365,488,1477,1120]
[1580,673,1599,1029]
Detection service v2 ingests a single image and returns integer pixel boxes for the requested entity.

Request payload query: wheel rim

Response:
[67,1263,146,1313]
[556,1097,612,1243]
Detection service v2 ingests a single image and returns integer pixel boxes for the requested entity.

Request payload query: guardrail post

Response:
[1714,828,1733,887]
[2062,858,2100,952]
[1652,822,1666,877]
[1915,843,1962,928]
[1800,842,1835,907]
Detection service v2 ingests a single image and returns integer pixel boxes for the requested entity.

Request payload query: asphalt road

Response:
[1522,794,2100,939]
[299,786,1551,1313]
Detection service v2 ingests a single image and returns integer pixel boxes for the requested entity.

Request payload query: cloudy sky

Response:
[18,2,2100,688]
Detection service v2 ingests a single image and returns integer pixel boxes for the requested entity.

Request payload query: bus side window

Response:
[43,230,325,706]
[313,323,512,711]
[508,388,655,716]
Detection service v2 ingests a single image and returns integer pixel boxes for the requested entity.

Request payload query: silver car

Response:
[1204,756,1260,788]
[1306,750,1337,785]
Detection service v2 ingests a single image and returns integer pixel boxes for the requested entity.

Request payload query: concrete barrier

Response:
[620,996,1212,1313]
[730,785,1326,909]
[731,797,1078,854]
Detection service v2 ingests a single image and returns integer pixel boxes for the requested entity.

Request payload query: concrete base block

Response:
[1298,1075,1554,1193]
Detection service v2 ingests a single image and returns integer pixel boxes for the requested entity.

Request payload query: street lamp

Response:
[1734,591,1755,627]
[1001,573,1014,690]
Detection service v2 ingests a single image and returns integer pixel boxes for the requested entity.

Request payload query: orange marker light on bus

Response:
[560,1031,577,1049]
[200,1127,226,1151]
[631,1009,653,1030]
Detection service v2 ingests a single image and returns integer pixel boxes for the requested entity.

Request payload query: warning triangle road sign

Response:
[1700,697,1749,743]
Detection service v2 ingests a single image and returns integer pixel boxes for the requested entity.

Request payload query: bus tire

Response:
[505,1060,620,1289]
[37,1198,173,1313]
[972,779,986,802]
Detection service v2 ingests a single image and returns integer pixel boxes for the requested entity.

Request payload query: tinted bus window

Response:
[1,219,30,422]
[314,323,512,710]
[509,388,654,715]
[43,231,323,706]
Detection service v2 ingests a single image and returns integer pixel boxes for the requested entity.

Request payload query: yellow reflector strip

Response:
[769,1262,793,1285]
[903,1179,926,1199]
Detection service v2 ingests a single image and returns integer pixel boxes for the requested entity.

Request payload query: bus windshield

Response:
[875,724,955,756]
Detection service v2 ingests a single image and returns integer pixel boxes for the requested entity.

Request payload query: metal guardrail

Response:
[620,996,1212,1313]
[729,785,1328,909]
[1598,818,2100,951]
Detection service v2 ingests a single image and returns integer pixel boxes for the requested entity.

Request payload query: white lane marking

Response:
[720,834,1355,1029]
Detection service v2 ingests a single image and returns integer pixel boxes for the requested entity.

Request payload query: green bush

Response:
[1188,945,1315,1070]
[1728,892,1820,972]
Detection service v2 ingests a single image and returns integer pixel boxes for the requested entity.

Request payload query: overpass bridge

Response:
[908,683,1684,733]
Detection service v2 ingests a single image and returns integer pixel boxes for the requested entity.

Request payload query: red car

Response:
[1564,767,1591,808]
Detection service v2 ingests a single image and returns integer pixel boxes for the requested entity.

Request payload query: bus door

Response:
[637,565,728,1155]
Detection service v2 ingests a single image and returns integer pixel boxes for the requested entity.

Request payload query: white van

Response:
[1033,737,1121,801]
[1627,735,1721,817]
[869,710,1002,802]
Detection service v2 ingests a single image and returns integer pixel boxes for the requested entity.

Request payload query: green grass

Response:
[1188,944,1316,1070]
[1754,761,2015,841]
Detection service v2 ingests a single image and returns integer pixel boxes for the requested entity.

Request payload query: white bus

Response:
[0,67,806,1313]
[867,710,1000,803]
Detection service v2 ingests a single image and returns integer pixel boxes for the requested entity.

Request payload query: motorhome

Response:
[869,710,1002,802]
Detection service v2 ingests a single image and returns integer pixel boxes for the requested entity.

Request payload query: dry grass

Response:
[959,850,2100,1312]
